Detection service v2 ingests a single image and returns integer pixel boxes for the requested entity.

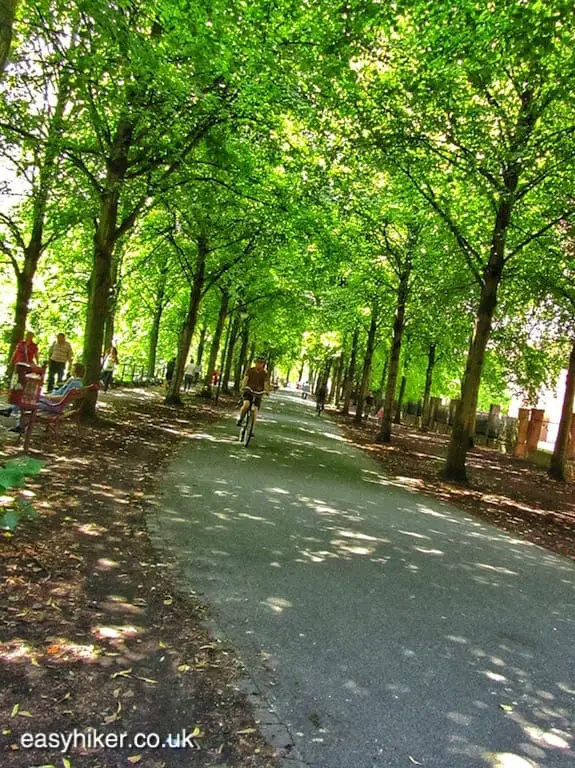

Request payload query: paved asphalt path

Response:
[150,391,575,768]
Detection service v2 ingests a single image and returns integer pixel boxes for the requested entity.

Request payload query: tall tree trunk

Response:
[394,372,407,423]
[376,354,389,409]
[233,323,249,393]
[222,313,240,394]
[443,270,502,480]
[420,343,436,430]
[103,249,122,351]
[7,266,35,377]
[354,311,378,423]
[330,350,345,404]
[146,256,169,379]
[165,237,208,405]
[82,120,133,416]
[548,339,575,481]
[6,64,71,373]
[0,0,19,73]
[196,325,207,366]
[248,340,256,368]
[444,87,535,481]
[203,290,229,399]
[378,265,411,443]
[341,326,359,415]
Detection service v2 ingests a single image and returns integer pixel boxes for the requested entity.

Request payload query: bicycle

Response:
[238,399,256,447]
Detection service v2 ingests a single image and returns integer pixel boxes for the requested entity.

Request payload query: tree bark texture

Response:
[548,339,575,481]
[82,120,133,416]
[420,343,436,430]
[6,64,71,373]
[233,323,249,393]
[146,258,169,379]
[203,290,229,398]
[0,0,18,73]
[196,325,207,366]
[444,88,536,481]
[341,326,359,416]
[164,237,208,405]
[354,312,378,423]
[376,354,389,409]
[222,313,240,393]
[394,374,407,423]
[330,349,345,404]
[378,265,411,443]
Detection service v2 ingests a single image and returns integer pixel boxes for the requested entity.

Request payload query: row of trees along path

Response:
[1,0,574,482]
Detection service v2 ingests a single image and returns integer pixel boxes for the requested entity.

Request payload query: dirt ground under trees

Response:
[336,415,575,561]
[1,390,573,768]
[0,389,277,768]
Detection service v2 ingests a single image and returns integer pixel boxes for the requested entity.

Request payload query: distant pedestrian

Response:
[301,381,310,400]
[184,361,195,391]
[47,332,73,392]
[102,346,119,392]
[315,382,327,415]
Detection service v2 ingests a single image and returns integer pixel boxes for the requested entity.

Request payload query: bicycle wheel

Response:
[239,412,249,443]
[243,408,254,447]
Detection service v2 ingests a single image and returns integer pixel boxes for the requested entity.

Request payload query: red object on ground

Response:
[8,364,44,407]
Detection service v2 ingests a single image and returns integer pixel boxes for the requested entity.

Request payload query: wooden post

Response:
[526,408,545,455]
[514,408,530,458]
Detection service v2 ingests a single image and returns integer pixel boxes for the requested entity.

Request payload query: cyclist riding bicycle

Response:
[236,357,271,436]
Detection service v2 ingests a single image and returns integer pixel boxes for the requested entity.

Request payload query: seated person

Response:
[38,363,85,412]
[1,364,85,432]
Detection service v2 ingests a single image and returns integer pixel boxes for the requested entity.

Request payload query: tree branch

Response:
[398,163,484,285]
[0,211,26,252]
[506,209,575,260]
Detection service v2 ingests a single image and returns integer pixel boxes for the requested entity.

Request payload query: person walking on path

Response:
[47,332,73,392]
[315,381,327,415]
[101,347,119,392]
[184,360,195,392]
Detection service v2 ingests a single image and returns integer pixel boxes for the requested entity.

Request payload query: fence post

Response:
[526,408,545,455]
[514,408,530,457]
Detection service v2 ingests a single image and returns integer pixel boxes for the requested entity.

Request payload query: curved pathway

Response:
[150,392,575,768]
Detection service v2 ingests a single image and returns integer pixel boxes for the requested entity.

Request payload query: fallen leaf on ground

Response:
[111,668,132,679]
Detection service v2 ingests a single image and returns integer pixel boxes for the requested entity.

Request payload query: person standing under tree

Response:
[102,347,119,392]
[183,360,195,391]
[315,381,327,415]
[47,332,73,392]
